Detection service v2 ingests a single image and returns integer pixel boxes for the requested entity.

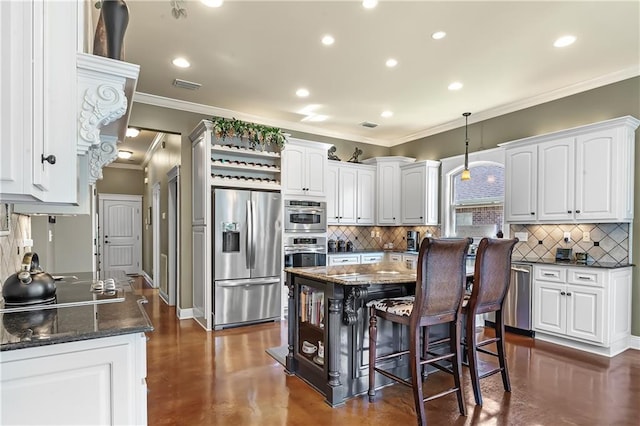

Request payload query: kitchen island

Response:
[285,262,439,406]
[0,276,153,425]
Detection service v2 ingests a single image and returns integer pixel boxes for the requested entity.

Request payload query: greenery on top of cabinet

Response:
[210,116,287,150]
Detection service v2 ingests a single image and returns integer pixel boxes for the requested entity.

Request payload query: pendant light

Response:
[461,112,471,181]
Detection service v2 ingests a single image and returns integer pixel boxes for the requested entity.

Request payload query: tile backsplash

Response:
[0,213,31,285]
[510,223,629,264]
[328,225,440,251]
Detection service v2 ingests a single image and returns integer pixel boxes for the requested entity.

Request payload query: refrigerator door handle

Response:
[216,278,280,287]
[250,199,257,269]
[246,199,252,269]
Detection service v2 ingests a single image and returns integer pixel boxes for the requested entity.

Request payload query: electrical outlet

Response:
[582,231,591,242]
[375,231,380,238]
[563,232,571,243]
[370,230,375,238]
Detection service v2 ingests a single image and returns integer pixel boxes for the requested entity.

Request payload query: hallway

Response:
[136,279,640,425]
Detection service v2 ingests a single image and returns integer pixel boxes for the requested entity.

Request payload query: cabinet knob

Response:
[567,210,572,214]
[530,212,535,215]
[420,216,423,219]
[41,154,57,165]
[575,210,581,214]
[105,240,110,244]
[393,217,395,220]
[566,292,572,296]
[357,217,361,220]
[335,216,339,219]
[560,291,566,296]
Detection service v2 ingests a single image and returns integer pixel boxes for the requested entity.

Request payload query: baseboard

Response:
[629,335,640,350]
[159,290,169,305]
[141,271,154,288]
[177,307,194,320]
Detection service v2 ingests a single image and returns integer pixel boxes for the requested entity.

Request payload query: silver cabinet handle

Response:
[576,275,592,280]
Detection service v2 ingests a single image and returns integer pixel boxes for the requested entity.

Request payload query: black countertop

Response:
[0,277,153,351]
[512,259,633,269]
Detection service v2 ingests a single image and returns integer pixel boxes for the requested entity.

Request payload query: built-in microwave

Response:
[284,200,326,233]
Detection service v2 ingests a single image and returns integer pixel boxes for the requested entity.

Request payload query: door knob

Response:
[41,154,56,165]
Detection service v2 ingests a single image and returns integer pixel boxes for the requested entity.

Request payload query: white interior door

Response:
[99,194,142,280]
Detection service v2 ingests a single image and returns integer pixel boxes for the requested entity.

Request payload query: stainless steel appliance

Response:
[485,262,533,336]
[284,200,326,233]
[406,231,420,252]
[284,236,326,267]
[213,188,282,329]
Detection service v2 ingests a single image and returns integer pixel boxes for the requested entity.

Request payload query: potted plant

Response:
[210,116,286,151]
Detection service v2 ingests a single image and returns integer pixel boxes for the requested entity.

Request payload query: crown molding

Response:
[133,66,639,148]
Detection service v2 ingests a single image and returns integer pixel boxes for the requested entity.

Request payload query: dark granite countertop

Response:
[0,277,153,351]
[512,259,633,269]
[327,250,419,255]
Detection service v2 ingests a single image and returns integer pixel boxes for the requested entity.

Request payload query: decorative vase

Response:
[93,13,107,57]
[101,0,129,60]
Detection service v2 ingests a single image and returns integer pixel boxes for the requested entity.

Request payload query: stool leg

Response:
[411,325,427,426]
[450,319,467,416]
[495,309,511,392]
[466,309,483,406]
[368,308,378,402]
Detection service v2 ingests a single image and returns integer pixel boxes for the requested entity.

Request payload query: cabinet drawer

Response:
[360,253,384,264]
[567,268,604,287]
[328,255,360,266]
[534,265,566,283]
[387,253,402,262]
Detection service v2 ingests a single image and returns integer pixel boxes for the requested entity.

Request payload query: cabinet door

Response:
[326,164,340,224]
[192,225,211,330]
[401,166,425,224]
[305,147,326,197]
[505,146,537,221]
[574,129,616,221]
[328,255,360,266]
[533,281,565,335]
[356,168,375,225]
[282,145,306,195]
[191,135,208,226]
[338,166,357,224]
[377,163,400,224]
[566,285,604,344]
[537,138,574,221]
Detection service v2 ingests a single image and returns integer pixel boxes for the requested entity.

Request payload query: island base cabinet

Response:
[1,333,148,425]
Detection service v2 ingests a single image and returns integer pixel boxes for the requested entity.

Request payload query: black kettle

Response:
[2,253,56,307]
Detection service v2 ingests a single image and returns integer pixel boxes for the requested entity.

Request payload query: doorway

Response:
[98,194,142,280]
[152,182,161,290]
[167,166,180,308]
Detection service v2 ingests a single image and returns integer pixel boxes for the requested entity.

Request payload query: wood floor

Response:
[136,280,640,425]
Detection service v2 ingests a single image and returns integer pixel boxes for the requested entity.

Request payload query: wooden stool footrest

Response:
[376,350,409,362]
[374,367,412,388]
[423,387,461,403]
[477,347,498,357]
[477,337,499,347]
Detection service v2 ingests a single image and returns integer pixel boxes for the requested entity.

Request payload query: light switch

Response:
[582,231,591,242]
[162,212,166,220]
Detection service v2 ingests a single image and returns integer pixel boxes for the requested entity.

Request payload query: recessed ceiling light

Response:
[431,31,446,40]
[321,35,335,46]
[554,35,576,48]
[448,81,463,91]
[201,0,223,7]
[126,128,140,138]
[381,111,393,118]
[117,150,133,160]
[172,57,191,68]
[385,58,398,68]
[296,88,310,98]
[362,0,378,9]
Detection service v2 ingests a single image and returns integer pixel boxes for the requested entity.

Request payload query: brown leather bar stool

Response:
[367,237,471,426]
[462,237,518,406]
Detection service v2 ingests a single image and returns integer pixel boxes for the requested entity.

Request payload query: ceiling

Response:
[118,1,639,148]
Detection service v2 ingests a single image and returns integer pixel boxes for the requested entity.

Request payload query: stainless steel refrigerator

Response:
[213,188,282,329]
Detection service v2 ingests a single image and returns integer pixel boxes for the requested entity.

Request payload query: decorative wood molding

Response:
[78,84,127,152]
[86,141,118,184]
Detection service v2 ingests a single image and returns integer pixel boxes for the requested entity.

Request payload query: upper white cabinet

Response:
[502,116,639,223]
[363,156,415,225]
[282,138,331,198]
[1,0,77,203]
[0,1,139,209]
[400,160,440,225]
[327,162,375,225]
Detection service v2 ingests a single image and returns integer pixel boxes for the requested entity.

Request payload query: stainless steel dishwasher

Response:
[485,262,534,337]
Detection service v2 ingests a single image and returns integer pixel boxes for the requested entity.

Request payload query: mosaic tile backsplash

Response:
[328,225,440,251]
[0,213,31,286]
[510,223,629,264]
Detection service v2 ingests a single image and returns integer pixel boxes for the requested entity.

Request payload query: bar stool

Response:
[462,237,518,406]
[367,237,471,426]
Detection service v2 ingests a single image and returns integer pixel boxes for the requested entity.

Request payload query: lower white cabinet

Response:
[532,264,632,357]
[328,254,360,266]
[360,253,384,264]
[0,333,148,425]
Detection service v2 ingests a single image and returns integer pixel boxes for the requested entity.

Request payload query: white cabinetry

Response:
[0,333,148,425]
[282,138,330,197]
[360,252,384,264]
[503,116,639,223]
[363,157,416,225]
[532,264,632,357]
[400,160,440,225]
[328,252,385,265]
[327,163,376,225]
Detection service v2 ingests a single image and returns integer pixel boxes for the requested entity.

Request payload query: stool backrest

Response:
[468,237,519,315]
[413,237,471,325]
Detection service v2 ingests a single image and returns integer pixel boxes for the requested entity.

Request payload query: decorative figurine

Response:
[327,146,341,161]
[347,147,363,163]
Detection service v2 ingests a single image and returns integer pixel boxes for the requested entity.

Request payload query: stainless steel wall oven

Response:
[284,236,326,267]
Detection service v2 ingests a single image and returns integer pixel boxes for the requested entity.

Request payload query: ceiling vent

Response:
[360,121,378,128]
[172,78,202,90]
